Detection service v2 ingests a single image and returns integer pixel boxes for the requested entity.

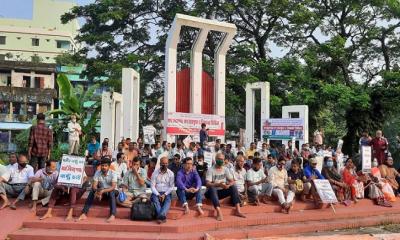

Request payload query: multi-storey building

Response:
[0,0,79,63]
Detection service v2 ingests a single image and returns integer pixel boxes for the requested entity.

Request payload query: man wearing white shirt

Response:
[68,114,81,155]
[111,153,128,185]
[151,157,174,224]
[0,155,34,210]
[6,152,17,170]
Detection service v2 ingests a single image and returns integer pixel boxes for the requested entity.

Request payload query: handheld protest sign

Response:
[313,179,338,204]
[57,155,86,188]
[315,156,324,173]
[361,146,372,173]
[204,151,213,166]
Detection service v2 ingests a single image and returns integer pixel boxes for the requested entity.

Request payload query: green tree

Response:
[48,74,101,153]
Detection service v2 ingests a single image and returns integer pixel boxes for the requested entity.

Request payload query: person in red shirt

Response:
[28,113,53,171]
[370,130,388,165]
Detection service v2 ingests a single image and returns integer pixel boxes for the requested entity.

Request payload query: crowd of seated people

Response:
[1,129,400,225]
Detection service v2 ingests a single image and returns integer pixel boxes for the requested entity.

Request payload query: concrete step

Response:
[23,200,400,234]
[9,212,400,240]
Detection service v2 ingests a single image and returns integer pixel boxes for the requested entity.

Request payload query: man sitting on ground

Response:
[0,164,11,208]
[118,157,147,208]
[205,153,246,221]
[268,157,295,214]
[78,157,117,223]
[6,153,17,170]
[233,155,247,205]
[39,172,88,221]
[176,157,204,216]
[168,154,182,179]
[30,160,59,212]
[246,158,270,205]
[151,157,174,224]
[0,154,34,210]
[288,159,311,201]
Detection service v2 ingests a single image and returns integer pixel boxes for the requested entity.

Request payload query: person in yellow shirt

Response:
[245,142,257,159]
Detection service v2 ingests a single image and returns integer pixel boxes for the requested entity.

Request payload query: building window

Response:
[56,40,70,49]
[0,36,5,45]
[0,54,5,61]
[22,76,31,88]
[32,38,40,46]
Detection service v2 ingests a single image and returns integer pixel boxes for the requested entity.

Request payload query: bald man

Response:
[151,157,175,224]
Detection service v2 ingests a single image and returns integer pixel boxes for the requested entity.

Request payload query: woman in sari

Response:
[322,157,349,202]
[342,158,364,202]
[369,159,396,203]
[379,157,400,195]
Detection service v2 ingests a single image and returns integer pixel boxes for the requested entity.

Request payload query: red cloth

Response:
[370,137,388,165]
[28,123,53,157]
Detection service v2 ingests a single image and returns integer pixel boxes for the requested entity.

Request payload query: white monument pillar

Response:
[122,68,140,142]
[245,82,270,147]
[163,14,236,142]
[100,92,123,150]
[282,105,309,146]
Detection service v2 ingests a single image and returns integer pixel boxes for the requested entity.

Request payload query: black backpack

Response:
[130,197,155,221]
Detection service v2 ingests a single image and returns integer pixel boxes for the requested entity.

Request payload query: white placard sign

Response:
[336,153,344,173]
[315,156,324,173]
[204,151,213,166]
[227,141,236,148]
[313,179,338,204]
[58,155,86,187]
[143,125,156,144]
[257,141,263,150]
[361,146,372,173]
[183,136,192,149]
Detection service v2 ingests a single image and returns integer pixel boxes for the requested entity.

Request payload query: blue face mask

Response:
[326,161,334,168]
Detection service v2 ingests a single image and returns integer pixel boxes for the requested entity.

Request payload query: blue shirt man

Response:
[304,158,325,180]
[176,157,204,215]
[87,136,100,156]
[199,123,208,147]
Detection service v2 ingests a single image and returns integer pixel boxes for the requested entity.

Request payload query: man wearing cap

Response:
[304,157,325,206]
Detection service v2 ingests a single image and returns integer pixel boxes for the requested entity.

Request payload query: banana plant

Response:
[47,74,101,154]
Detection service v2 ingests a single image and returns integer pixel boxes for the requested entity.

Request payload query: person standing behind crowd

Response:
[67,114,81,155]
[359,130,372,147]
[370,130,388,165]
[313,128,324,145]
[199,123,209,148]
[28,113,53,171]
[151,157,175,224]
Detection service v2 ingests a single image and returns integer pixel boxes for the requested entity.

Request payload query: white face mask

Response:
[372,161,378,167]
